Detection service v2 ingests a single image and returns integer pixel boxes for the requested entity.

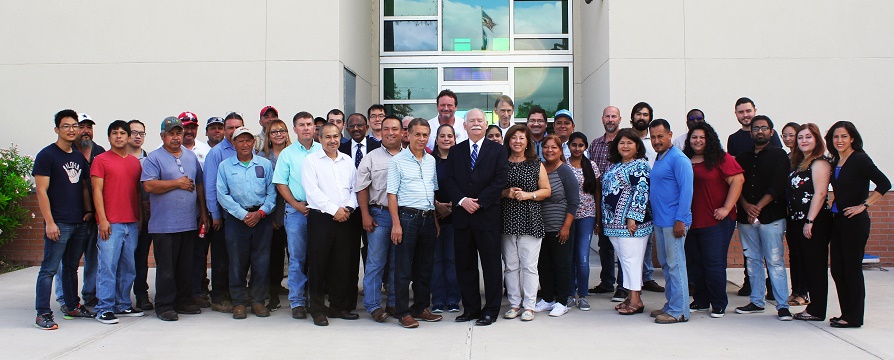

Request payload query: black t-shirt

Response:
[32,143,89,224]
[726,129,782,158]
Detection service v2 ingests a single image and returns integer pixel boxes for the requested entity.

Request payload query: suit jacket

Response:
[339,136,382,160]
[443,138,508,230]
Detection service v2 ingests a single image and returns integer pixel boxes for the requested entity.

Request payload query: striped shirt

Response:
[387,149,438,211]
[542,163,580,232]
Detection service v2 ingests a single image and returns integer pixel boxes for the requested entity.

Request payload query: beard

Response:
[753,136,770,146]
[632,120,649,131]
[78,138,93,150]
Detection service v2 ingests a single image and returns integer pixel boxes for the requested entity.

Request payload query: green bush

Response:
[0,145,34,248]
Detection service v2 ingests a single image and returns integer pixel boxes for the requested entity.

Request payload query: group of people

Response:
[32,91,887,331]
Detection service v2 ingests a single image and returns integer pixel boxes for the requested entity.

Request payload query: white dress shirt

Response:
[302,150,359,215]
[350,137,368,163]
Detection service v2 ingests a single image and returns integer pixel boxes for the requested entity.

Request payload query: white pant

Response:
[610,235,649,291]
[502,234,542,310]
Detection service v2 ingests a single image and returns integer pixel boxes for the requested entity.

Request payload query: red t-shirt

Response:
[91,151,142,223]
[691,153,744,229]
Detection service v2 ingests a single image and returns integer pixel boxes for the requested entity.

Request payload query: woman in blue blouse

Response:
[601,129,652,315]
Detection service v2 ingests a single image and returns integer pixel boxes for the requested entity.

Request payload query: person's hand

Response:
[272,220,282,230]
[558,226,570,244]
[391,223,403,244]
[82,211,94,222]
[803,223,813,239]
[200,214,211,234]
[212,218,223,231]
[333,207,349,222]
[435,202,452,219]
[626,218,637,235]
[461,198,481,214]
[296,201,309,215]
[673,220,686,238]
[98,219,111,240]
[743,203,761,218]
[362,212,377,232]
[45,222,60,242]
[843,205,866,218]
[713,207,730,221]
[243,212,261,227]
[177,176,195,192]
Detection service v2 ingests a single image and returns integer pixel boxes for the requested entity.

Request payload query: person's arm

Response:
[626,162,650,223]
[196,182,210,232]
[843,154,891,218]
[716,173,744,220]
[260,163,277,216]
[558,166,579,243]
[302,158,338,216]
[388,193,402,244]
[34,175,60,241]
[143,177,193,194]
[92,176,111,240]
[216,163,247,220]
[764,150,791,204]
[277,184,307,214]
[204,149,221,220]
[803,159,831,238]
[673,156,694,237]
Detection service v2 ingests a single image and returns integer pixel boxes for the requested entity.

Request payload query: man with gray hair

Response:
[494,95,514,138]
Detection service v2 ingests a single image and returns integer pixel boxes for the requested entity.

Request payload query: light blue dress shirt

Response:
[216,154,276,220]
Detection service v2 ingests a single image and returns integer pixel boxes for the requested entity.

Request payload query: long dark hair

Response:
[683,122,726,170]
[824,120,864,161]
[607,129,646,164]
[568,132,598,195]
[432,123,455,160]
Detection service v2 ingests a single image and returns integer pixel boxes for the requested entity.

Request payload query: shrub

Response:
[0,145,34,248]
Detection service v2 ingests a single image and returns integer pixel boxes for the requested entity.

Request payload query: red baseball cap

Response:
[178,111,199,126]
[260,106,278,118]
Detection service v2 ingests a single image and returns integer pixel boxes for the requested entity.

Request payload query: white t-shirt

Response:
[426,116,467,151]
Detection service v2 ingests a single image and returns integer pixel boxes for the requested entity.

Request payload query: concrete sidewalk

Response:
[2,266,892,360]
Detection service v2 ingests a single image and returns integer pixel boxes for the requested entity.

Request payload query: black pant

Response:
[133,225,152,298]
[191,231,210,296]
[307,210,354,316]
[596,232,621,289]
[830,212,870,326]
[153,231,195,314]
[207,221,230,303]
[346,211,362,310]
[786,220,809,297]
[455,227,503,317]
[225,214,273,306]
[268,226,287,297]
[790,211,832,318]
[539,231,572,305]
[394,209,437,317]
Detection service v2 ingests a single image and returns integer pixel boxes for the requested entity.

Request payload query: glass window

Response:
[514,38,568,51]
[444,67,509,81]
[514,1,568,34]
[385,103,437,120]
[384,21,438,52]
[443,0,510,51]
[384,68,438,100]
[384,0,438,16]
[514,67,569,118]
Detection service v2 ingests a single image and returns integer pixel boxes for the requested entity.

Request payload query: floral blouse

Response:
[601,159,652,238]
[788,157,831,221]
[571,161,601,219]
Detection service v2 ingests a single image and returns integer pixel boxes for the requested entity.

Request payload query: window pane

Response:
[514,1,568,34]
[514,67,569,118]
[384,0,437,16]
[443,0,510,51]
[514,38,568,51]
[444,67,509,81]
[384,68,438,100]
[384,21,438,52]
[385,103,437,120]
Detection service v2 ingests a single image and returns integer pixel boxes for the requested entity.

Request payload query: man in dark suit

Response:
[443,108,508,326]
[338,113,381,310]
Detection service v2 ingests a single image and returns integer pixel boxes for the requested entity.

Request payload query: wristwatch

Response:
[805,219,814,224]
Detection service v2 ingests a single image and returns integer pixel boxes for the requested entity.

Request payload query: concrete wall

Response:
[0,1,373,156]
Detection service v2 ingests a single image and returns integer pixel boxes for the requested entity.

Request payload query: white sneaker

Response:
[577,298,591,311]
[521,310,535,321]
[503,307,521,319]
[534,300,555,313]
[549,303,569,317]
[566,297,577,309]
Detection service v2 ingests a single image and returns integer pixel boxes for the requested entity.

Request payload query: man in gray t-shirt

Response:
[140,117,210,321]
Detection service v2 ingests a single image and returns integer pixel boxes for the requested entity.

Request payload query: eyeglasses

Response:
[687,116,704,122]
[59,124,79,131]
[270,129,288,135]
[175,158,184,174]
[751,126,770,132]
[347,123,366,129]
[131,131,146,137]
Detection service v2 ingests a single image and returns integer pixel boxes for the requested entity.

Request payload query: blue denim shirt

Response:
[216,154,276,220]
[204,138,237,220]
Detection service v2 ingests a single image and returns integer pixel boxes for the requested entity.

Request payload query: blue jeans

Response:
[61,222,92,309]
[642,232,654,282]
[431,222,460,306]
[284,203,309,308]
[739,219,789,310]
[569,217,596,297]
[35,223,80,315]
[225,214,272,306]
[654,225,689,318]
[362,206,396,313]
[95,223,139,314]
[685,217,735,311]
[394,209,437,317]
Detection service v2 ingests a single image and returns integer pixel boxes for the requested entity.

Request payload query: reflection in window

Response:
[384,68,438,100]
[384,0,437,16]
[444,67,509,81]
[514,0,568,34]
[384,21,438,52]
[514,67,569,119]
[514,38,568,51]
[443,0,510,51]
[385,103,437,120]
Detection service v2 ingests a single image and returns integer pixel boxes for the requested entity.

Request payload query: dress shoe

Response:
[399,314,419,328]
[475,315,496,326]
[371,308,388,322]
[276,285,290,295]
[455,313,480,322]
[328,310,360,320]
[156,310,178,321]
[211,300,234,313]
[589,283,614,294]
[175,303,202,315]
[642,280,665,293]
[414,309,443,322]
[136,296,154,311]
[232,305,247,319]
[830,319,861,328]
[252,303,270,317]
[192,294,212,308]
[291,306,307,319]
[385,306,398,319]
[312,314,329,326]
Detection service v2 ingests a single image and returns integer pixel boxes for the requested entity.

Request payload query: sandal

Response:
[787,295,810,306]
[793,311,823,321]
[617,303,644,315]
[614,299,631,310]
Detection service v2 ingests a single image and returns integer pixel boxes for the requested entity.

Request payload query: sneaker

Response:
[643,280,665,292]
[735,303,765,314]
[710,308,725,318]
[577,298,591,311]
[533,300,555,313]
[136,296,154,311]
[115,307,145,317]
[63,304,95,320]
[690,301,710,312]
[566,297,577,309]
[504,307,521,319]
[447,303,460,312]
[520,310,534,321]
[611,288,628,302]
[96,311,119,324]
[84,298,98,307]
[778,308,793,321]
[35,313,58,330]
[589,283,614,294]
[413,309,443,322]
[549,303,569,317]
[431,304,445,314]
[737,281,751,296]
[267,296,281,311]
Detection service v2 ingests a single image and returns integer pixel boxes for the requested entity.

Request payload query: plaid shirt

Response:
[588,134,612,175]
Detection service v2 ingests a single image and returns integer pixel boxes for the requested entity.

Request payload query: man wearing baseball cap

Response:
[206,117,225,148]
[178,112,212,168]
[255,106,279,153]
[553,109,585,160]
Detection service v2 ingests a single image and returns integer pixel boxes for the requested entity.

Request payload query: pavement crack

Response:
[465,322,473,360]
[43,316,150,360]
[807,321,886,360]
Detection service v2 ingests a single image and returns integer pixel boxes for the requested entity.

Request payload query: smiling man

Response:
[178,112,211,168]
[526,107,547,161]
[427,89,467,151]
[494,95,515,138]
